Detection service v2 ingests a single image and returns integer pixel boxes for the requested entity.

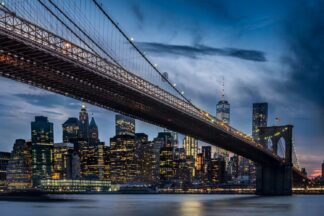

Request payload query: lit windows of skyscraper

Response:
[109,114,137,184]
[109,135,137,183]
[62,117,79,143]
[252,103,268,139]
[116,115,135,136]
[78,104,89,140]
[52,143,74,180]
[183,136,198,160]
[155,132,175,184]
[31,116,54,186]
[6,139,32,190]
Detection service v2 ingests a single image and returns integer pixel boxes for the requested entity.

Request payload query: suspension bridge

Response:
[0,0,308,195]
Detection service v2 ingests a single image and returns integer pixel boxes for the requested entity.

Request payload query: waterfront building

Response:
[78,104,89,140]
[183,136,198,160]
[52,143,74,180]
[88,116,99,146]
[39,179,119,193]
[31,116,54,186]
[115,115,135,136]
[6,139,32,190]
[109,135,137,183]
[205,158,226,184]
[0,151,11,190]
[136,133,160,184]
[155,132,175,184]
[62,117,79,143]
[80,142,105,180]
[202,146,212,163]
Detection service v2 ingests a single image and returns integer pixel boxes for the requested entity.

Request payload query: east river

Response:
[1,194,324,216]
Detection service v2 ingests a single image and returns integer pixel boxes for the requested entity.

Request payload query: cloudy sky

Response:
[0,0,323,177]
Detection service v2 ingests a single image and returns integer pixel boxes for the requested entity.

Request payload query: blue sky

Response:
[0,0,323,177]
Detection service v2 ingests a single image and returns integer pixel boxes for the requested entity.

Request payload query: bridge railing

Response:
[0,7,284,162]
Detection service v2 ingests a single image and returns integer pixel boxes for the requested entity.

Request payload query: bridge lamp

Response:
[154,63,158,67]
[181,91,184,94]
[173,83,176,87]
[64,42,71,48]
[130,37,134,42]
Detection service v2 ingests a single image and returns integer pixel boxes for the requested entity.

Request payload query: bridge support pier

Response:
[256,125,293,196]
[256,164,292,195]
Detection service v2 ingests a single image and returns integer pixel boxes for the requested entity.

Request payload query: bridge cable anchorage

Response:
[91,0,202,112]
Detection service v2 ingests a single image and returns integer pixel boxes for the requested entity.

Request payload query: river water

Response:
[1,194,324,216]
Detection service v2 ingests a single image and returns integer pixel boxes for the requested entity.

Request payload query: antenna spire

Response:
[221,76,225,101]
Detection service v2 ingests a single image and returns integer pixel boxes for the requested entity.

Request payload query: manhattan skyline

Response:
[0,0,323,179]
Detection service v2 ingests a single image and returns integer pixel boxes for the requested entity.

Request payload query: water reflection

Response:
[0,194,323,216]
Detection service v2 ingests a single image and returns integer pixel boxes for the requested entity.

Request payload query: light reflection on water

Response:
[1,194,324,216]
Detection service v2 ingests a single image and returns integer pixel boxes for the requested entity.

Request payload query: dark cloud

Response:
[281,0,324,112]
[137,42,266,62]
[14,93,80,109]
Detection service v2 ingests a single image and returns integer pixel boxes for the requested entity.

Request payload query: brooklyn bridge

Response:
[0,0,309,195]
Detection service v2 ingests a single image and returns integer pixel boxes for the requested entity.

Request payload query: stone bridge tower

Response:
[256,125,293,195]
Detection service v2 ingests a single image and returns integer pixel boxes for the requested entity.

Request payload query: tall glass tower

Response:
[78,104,89,140]
[252,103,268,139]
[31,116,53,185]
[216,78,230,124]
[183,136,198,159]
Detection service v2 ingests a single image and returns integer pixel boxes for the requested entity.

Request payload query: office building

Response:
[183,136,198,159]
[31,116,54,186]
[115,115,135,136]
[0,151,11,190]
[155,132,175,184]
[252,103,268,139]
[62,117,79,143]
[6,139,32,190]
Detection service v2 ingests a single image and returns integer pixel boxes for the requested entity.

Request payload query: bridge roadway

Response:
[0,9,305,178]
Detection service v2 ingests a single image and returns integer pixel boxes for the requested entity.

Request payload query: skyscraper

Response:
[6,139,32,190]
[252,103,268,139]
[78,104,89,140]
[88,116,99,145]
[216,78,230,124]
[183,136,198,159]
[216,100,230,124]
[31,116,54,185]
[109,114,137,183]
[62,117,79,143]
[115,115,135,136]
[52,143,74,180]
[0,151,11,190]
[155,132,175,184]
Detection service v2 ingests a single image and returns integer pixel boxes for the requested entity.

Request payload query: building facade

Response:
[6,139,32,190]
[252,103,268,139]
[115,115,135,136]
[0,151,11,190]
[62,117,79,143]
[183,136,198,160]
[31,116,54,186]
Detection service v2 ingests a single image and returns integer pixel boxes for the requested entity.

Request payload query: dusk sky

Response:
[0,0,323,177]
